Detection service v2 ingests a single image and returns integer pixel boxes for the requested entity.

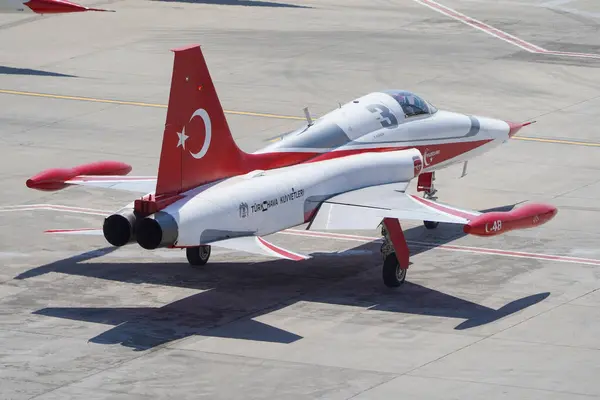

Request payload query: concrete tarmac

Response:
[0,0,599,398]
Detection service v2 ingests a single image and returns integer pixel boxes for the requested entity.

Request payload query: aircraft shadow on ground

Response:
[0,66,77,77]
[22,203,549,351]
[151,0,312,8]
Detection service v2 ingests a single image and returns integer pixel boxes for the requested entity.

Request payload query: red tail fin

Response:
[155,44,248,196]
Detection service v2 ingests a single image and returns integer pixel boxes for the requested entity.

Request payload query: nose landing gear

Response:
[418,171,440,229]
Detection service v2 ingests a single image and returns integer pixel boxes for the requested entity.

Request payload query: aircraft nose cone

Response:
[506,121,523,138]
[506,120,535,138]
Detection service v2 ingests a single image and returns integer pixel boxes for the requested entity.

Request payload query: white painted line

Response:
[4,203,600,267]
[412,0,600,59]
[0,204,112,216]
[281,229,600,266]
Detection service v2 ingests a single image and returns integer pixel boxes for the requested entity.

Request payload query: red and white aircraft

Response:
[26,44,558,287]
[0,0,112,14]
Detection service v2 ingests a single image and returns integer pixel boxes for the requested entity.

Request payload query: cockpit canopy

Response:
[383,90,438,117]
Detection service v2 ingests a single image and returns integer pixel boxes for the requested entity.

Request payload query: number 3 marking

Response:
[367,104,398,128]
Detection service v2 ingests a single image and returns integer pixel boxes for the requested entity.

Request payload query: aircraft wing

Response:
[307,183,482,231]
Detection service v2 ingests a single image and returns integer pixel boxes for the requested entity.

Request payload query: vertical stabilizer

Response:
[155,44,247,196]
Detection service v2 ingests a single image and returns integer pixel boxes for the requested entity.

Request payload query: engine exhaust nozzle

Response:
[103,209,137,247]
[136,212,179,250]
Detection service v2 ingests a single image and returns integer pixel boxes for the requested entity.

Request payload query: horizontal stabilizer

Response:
[65,176,156,194]
[209,236,310,261]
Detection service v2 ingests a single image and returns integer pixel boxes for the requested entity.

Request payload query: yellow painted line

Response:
[0,89,305,121]
[512,136,600,147]
[1,88,599,147]
[0,89,166,108]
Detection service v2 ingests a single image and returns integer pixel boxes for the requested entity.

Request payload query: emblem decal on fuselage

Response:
[239,202,249,218]
[423,148,441,166]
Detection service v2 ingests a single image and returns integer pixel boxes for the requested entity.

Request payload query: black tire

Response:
[382,252,407,288]
[186,245,211,267]
[424,220,439,229]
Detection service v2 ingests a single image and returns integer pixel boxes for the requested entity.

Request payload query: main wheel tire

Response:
[382,252,407,288]
[186,245,211,267]
[424,220,439,229]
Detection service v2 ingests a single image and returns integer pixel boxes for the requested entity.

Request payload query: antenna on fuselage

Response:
[460,161,468,178]
[303,107,314,126]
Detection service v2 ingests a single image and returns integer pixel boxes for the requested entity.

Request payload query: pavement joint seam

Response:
[365,287,600,395]
[344,375,400,399]
[0,327,82,340]
[27,334,174,400]
[524,93,600,123]
[403,373,600,398]
[485,335,600,352]
[552,178,600,199]
[8,103,119,138]
[164,347,400,376]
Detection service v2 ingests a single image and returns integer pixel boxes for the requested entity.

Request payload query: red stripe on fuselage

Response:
[294,139,493,168]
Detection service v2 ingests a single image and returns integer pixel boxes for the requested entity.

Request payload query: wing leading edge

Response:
[307,183,481,231]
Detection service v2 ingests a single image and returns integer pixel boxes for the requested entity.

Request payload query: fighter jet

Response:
[0,0,113,14]
[26,44,557,288]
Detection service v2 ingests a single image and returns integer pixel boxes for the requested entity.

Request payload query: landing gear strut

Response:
[186,245,211,267]
[418,171,439,230]
[380,218,409,288]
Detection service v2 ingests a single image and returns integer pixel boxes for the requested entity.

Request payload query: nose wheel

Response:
[186,245,211,267]
[421,172,439,230]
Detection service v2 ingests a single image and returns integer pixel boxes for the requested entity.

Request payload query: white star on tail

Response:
[177,128,189,149]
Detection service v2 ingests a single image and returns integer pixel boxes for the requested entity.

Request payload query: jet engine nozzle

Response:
[103,209,137,247]
[136,212,179,250]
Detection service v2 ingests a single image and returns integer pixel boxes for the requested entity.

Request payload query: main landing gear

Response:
[418,171,439,230]
[380,218,410,288]
[186,245,211,267]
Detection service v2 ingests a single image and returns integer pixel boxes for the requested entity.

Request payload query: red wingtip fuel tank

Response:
[24,0,114,13]
[463,203,557,237]
[26,161,132,191]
